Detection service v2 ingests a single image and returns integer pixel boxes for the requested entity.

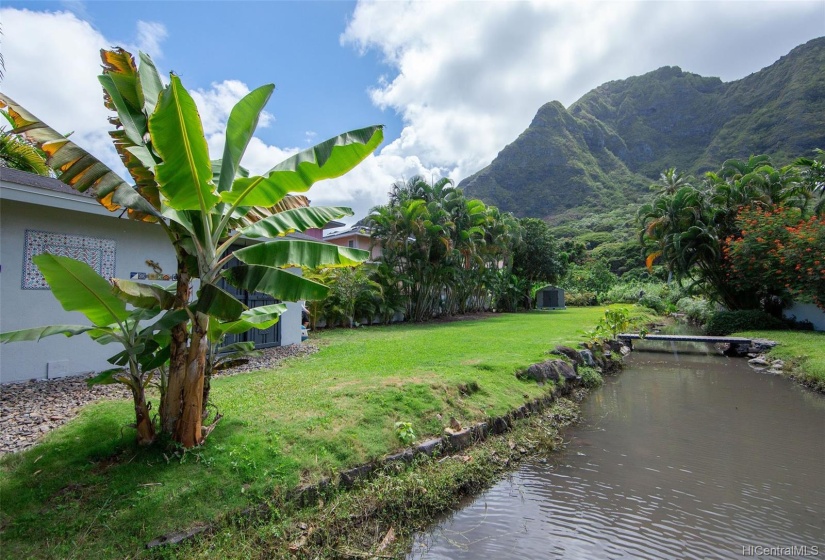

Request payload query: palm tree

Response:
[651,167,692,195]
[0,112,50,176]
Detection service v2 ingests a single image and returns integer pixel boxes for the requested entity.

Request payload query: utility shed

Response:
[536,286,565,310]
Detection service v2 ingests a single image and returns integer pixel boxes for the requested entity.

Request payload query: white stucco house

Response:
[0,168,304,383]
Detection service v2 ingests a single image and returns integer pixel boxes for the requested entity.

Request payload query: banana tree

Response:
[0,47,382,447]
[0,255,186,445]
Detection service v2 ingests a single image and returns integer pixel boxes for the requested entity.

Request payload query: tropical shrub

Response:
[704,310,786,336]
[586,307,633,342]
[311,266,383,327]
[564,291,598,306]
[725,206,825,310]
[676,297,715,325]
[639,152,824,312]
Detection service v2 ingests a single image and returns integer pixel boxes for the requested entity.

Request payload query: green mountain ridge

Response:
[459,37,825,222]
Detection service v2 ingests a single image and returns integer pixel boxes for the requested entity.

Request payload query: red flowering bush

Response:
[725,206,825,309]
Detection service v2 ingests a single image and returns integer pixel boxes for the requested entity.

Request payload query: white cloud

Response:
[190,80,274,140]
[342,0,825,183]
[135,20,168,59]
[0,9,172,177]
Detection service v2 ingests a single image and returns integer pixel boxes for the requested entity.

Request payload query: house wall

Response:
[304,228,323,240]
[0,198,177,382]
[326,234,382,260]
[783,302,825,332]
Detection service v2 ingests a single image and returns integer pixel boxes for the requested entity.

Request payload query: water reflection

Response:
[410,347,825,559]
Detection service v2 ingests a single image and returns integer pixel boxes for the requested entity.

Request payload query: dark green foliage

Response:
[460,38,825,224]
[676,297,716,325]
[705,310,786,336]
[562,260,617,298]
[639,150,822,311]
[369,177,523,321]
[512,218,566,308]
[563,291,598,306]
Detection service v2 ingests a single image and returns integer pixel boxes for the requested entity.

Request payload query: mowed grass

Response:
[0,308,609,559]
[738,329,825,391]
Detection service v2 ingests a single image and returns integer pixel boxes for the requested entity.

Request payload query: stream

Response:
[409,342,825,559]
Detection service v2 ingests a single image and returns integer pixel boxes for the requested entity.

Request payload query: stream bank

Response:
[153,340,629,558]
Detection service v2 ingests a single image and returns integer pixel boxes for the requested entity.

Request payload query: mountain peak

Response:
[460,39,824,220]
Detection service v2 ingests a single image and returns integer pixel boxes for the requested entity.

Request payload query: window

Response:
[348,240,355,248]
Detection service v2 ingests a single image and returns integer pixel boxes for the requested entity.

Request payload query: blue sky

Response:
[2,1,824,222]
[4,1,402,147]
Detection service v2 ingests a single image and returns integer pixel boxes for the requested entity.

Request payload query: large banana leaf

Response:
[0,325,97,343]
[139,308,190,337]
[150,75,219,212]
[209,303,287,337]
[0,93,129,210]
[137,51,164,116]
[233,240,369,269]
[240,206,354,238]
[111,279,175,309]
[227,194,311,230]
[99,48,165,222]
[218,85,274,194]
[220,126,383,207]
[34,254,130,326]
[222,265,329,302]
[195,283,246,321]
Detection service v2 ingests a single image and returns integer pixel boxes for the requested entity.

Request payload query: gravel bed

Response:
[0,343,318,455]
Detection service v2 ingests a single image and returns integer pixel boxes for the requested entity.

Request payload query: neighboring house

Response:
[0,168,303,383]
[304,219,345,241]
[324,225,382,260]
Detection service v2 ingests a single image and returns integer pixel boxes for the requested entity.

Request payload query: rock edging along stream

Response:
[145,343,627,550]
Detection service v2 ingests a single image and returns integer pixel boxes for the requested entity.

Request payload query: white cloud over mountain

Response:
[1,2,822,224]
[342,0,825,188]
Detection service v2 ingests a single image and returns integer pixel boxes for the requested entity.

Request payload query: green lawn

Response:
[738,329,825,391]
[0,308,613,559]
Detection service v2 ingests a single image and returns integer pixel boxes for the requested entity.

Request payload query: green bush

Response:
[601,281,684,311]
[676,297,715,325]
[705,310,786,336]
[565,291,598,306]
[638,293,667,314]
[579,366,604,389]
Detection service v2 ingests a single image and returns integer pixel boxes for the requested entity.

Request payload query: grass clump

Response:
[579,366,604,389]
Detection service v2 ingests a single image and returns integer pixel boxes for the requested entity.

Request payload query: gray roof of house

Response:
[0,167,96,198]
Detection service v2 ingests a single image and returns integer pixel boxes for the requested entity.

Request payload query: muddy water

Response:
[410,346,825,559]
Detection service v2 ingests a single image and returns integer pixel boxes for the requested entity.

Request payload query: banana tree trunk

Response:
[130,382,156,446]
[160,259,191,435]
[175,311,208,447]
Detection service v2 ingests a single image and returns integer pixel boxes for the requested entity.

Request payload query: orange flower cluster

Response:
[725,207,825,309]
